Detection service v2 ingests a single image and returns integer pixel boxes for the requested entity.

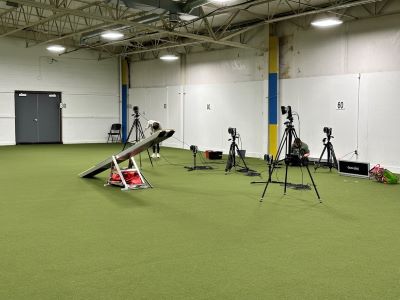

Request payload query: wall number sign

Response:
[337,101,344,110]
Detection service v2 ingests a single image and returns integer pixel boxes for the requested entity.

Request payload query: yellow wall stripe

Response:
[268,124,278,157]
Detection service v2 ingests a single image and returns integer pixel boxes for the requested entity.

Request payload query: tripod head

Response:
[284,120,294,128]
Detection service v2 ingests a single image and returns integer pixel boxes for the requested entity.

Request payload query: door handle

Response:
[33,118,38,122]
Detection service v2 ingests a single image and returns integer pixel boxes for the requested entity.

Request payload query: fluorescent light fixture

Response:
[46,45,66,53]
[311,18,343,28]
[211,0,233,3]
[179,14,198,21]
[160,54,179,61]
[101,31,124,40]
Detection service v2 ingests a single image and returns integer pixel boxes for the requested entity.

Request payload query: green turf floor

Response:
[1,144,400,299]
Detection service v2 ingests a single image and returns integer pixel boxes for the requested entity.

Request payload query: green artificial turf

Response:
[1,144,400,299]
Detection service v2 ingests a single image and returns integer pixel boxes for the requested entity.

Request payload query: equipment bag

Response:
[110,170,143,185]
[369,164,399,184]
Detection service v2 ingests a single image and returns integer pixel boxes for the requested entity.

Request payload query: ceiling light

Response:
[311,18,343,28]
[46,45,66,53]
[160,54,179,61]
[211,0,233,3]
[179,14,198,21]
[101,31,124,40]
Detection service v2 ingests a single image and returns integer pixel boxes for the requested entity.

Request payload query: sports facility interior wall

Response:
[278,13,400,173]
[2,12,399,173]
[129,26,269,158]
[130,14,400,173]
[0,37,119,145]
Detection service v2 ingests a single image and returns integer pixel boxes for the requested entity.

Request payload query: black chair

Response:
[107,123,122,143]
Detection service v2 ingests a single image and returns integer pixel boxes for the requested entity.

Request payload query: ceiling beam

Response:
[10,0,263,51]
[0,1,102,38]
[220,0,384,41]
[121,40,202,56]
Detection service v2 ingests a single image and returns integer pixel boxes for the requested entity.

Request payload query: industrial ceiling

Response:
[0,0,398,59]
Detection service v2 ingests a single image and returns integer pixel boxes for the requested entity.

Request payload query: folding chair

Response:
[107,123,122,143]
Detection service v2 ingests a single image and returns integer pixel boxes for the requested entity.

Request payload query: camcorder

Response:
[190,145,198,154]
[228,127,239,140]
[323,127,333,143]
[133,106,140,118]
[323,127,332,136]
[281,105,293,122]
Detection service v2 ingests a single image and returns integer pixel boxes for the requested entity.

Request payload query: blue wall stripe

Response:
[268,73,278,124]
[121,85,128,142]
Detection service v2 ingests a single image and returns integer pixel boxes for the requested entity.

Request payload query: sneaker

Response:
[156,153,160,158]
[151,153,156,158]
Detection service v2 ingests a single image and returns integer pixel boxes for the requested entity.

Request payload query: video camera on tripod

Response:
[281,105,293,123]
[323,127,333,143]
[132,106,140,118]
[260,105,321,202]
[190,145,198,154]
[123,105,154,167]
[225,127,250,173]
[228,127,238,140]
[184,144,213,171]
[315,126,337,170]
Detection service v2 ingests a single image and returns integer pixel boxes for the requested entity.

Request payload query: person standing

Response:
[146,120,161,158]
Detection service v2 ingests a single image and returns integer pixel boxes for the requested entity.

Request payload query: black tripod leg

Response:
[234,144,249,171]
[123,121,136,150]
[315,146,327,170]
[140,124,154,167]
[260,180,271,202]
[327,144,332,170]
[260,130,288,199]
[305,164,321,201]
[225,144,235,172]
[260,163,277,202]
[284,162,289,195]
[331,146,338,169]
[146,149,153,167]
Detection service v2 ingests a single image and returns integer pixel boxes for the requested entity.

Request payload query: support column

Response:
[268,36,279,157]
[121,58,129,142]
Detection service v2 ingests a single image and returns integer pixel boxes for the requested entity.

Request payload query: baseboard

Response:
[0,141,16,146]
[63,140,108,144]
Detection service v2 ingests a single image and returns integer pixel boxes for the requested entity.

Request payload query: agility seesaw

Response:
[79,129,175,190]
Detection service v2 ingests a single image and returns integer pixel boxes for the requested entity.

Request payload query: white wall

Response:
[128,14,400,173]
[278,14,400,78]
[129,46,269,157]
[278,14,400,172]
[0,37,119,145]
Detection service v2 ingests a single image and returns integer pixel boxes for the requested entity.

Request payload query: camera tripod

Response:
[314,135,337,171]
[225,133,249,173]
[184,147,213,171]
[123,113,153,167]
[260,121,320,202]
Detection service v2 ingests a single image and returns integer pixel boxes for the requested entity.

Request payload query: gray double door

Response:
[15,91,62,144]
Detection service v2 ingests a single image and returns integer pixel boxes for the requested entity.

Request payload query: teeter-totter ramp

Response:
[79,129,175,190]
